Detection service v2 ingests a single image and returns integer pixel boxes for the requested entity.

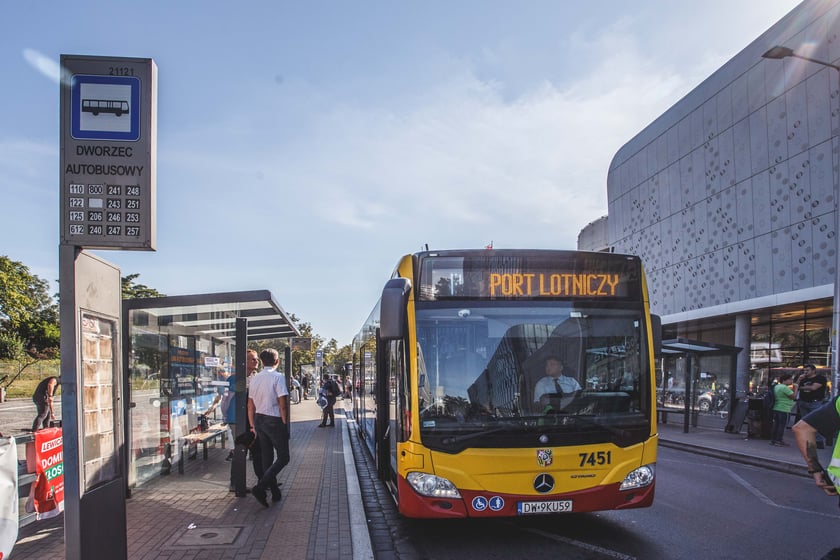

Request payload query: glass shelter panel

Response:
[126,309,236,486]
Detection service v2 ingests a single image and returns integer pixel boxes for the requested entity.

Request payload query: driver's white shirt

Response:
[533,375,581,403]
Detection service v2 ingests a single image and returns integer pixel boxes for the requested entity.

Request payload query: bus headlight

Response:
[619,464,655,491]
[406,472,462,498]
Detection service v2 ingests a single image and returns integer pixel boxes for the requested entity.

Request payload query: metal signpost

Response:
[59,54,157,560]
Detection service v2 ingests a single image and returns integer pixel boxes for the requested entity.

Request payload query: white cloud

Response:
[22,49,61,84]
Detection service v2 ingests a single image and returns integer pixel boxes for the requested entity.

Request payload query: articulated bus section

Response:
[352,249,659,519]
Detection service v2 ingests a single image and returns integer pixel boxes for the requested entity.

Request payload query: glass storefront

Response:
[656,298,832,428]
[749,300,832,394]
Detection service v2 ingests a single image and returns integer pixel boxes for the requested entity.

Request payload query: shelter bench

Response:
[178,424,228,474]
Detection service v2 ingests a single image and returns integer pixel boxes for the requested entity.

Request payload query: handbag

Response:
[316,396,328,409]
[234,431,256,448]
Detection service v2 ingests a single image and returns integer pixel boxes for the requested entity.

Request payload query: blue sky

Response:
[1,1,799,346]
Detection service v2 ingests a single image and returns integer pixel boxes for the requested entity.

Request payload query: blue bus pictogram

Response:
[82,99,130,116]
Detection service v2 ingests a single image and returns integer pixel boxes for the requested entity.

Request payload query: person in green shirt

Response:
[770,373,797,446]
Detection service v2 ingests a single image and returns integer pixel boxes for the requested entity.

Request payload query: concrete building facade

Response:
[605,0,840,397]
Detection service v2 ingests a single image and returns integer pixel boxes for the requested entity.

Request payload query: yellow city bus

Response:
[351,249,661,518]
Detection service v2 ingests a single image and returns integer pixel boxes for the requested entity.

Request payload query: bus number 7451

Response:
[579,451,612,467]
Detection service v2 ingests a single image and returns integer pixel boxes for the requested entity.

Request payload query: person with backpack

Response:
[318,374,338,428]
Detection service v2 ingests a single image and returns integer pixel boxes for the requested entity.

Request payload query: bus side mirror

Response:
[380,278,411,341]
[651,314,662,357]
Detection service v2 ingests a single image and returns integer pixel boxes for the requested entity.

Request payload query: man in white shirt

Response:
[247,348,289,507]
[533,356,581,412]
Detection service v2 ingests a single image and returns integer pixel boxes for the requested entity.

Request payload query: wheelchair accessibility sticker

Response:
[472,495,505,512]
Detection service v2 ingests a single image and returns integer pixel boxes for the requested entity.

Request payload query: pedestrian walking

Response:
[301,373,310,400]
[247,348,290,507]
[318,374,338,427]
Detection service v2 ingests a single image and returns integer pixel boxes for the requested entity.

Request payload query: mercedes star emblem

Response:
[533,473,555,494]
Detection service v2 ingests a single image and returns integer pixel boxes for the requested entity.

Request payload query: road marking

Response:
[723,468,840,519]
[525,528,637,559]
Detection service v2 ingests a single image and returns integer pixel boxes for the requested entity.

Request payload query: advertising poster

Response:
[26,428,65,520]
[0,437,18,559]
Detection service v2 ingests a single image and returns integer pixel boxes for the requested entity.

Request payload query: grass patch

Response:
[0,360,61,399]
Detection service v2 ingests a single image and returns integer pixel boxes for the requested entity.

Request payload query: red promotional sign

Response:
[27,428,65,520]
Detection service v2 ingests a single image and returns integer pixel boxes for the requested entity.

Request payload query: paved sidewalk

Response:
[9,398,373,560]
[656,420,831,477]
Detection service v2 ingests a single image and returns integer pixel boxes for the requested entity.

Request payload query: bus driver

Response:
[534,356,581,413]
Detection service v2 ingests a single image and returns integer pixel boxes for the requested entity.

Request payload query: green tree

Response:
[121,273,165,299]
[0,256,59,358]
[287,316,325,376]
[332,343,353,376]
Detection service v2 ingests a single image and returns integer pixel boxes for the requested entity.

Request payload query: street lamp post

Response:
[762,45,840,398]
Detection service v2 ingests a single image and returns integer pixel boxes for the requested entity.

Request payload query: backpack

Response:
[331,379,341,396]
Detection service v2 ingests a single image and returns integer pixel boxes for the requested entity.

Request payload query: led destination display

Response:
[488,272,621,298]
[418,251,641,301]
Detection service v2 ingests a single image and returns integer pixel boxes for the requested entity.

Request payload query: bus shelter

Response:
[122,290,299,489]
[658,338,741,433]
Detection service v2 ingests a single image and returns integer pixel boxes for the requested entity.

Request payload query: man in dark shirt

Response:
[32,376,59,431]
[797,364,829,448]
[318,374,338,427]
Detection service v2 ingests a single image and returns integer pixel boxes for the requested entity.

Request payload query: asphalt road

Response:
[0,398,52,435]
[370,446,840,560]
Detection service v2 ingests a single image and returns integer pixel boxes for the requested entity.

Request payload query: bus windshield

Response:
[415,302,651,452]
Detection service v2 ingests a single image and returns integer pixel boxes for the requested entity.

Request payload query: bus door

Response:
[375,331,391,481]
[378,336,407,495]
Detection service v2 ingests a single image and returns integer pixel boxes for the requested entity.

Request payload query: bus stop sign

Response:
[60,55,157,250]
